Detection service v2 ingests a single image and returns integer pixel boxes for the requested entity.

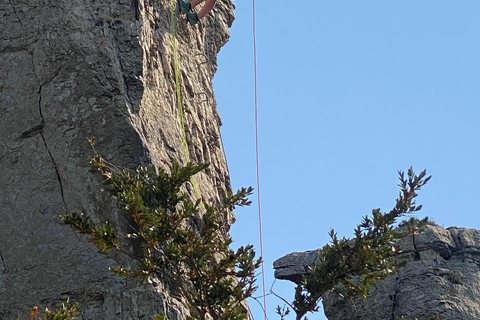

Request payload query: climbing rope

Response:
[169,0,204,204]
[170,0,189,161]
[252,0,267,319]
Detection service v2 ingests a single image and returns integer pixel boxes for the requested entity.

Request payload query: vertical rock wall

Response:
[0,0,234,318]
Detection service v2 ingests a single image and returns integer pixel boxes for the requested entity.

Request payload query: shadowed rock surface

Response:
[0,0,234,318]
[274,225,480,319]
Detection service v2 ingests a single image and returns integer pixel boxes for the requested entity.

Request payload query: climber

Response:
[179,0,217,25]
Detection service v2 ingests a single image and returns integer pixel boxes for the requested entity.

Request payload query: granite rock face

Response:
[0,0,234,318]
[274,225,480,320]
[273,250,319,284]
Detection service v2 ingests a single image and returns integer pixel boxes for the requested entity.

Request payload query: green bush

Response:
[30,299,80,320]
[62,141,261,320]
[290,168,431,320]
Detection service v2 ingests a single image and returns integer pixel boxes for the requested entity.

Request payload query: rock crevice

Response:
[0,252,5,271]
[35,66,67,211]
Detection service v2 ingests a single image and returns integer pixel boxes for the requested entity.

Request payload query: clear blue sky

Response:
[213,1,480,319]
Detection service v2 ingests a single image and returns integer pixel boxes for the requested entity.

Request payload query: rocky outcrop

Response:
[273,250,320,284]
[0,0,234,318]
[274,225,480,319]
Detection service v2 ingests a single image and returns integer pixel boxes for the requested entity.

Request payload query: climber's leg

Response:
[196,0,216,19]
[183,0,216,25]
[190,0,204,9]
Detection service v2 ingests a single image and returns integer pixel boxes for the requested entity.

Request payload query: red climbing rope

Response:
[252,1,267,320]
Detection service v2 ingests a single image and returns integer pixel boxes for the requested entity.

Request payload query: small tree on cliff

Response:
[284,168,431,320]
[29,299,80,320]
[61,139,261,320]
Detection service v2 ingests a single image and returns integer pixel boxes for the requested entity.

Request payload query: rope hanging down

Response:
[170,0,190,162]
[170,0,205,204]
[252,1,268,319]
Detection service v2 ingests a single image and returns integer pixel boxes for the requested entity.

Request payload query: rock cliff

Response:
[0,0,234,318]
[274,225,480,319]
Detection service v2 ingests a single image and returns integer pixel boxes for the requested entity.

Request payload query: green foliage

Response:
[62,139,435,320]
[61,212,119,253]
[31,299,81,320]
[152,314,168,320]
[62,144,261,320]
[291,168,431,320]
[399,216,433,235]
[275,305,290,320]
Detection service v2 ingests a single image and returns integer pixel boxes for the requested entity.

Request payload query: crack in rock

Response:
[32,55,67,212]
[412,233,421,261]
[390,278,401,320]
[0,253,5,271]
[19,123,44,139]
[38,86,67,212]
